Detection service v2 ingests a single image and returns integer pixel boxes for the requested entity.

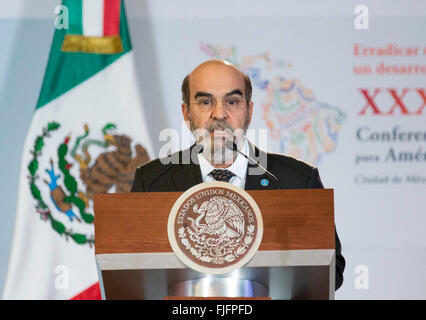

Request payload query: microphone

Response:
[225,140,281,189]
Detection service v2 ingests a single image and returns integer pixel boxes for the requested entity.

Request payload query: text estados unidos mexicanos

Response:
[177,189,255,224]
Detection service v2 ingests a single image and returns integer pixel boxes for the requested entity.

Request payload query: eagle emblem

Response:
[168,182,263,274]
[28,121,149,246]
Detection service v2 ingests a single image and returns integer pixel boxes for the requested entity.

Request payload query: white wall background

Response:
[0,0,425,299]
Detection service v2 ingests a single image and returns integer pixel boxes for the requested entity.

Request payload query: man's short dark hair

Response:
[181,72,252,107]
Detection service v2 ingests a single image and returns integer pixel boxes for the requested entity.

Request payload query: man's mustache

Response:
[206,120,234,133]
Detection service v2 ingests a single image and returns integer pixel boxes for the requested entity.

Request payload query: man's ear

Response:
[248,100,254,125]
[182,103,190,129]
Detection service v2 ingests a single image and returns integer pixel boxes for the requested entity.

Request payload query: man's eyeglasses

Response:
[191,96,248,111]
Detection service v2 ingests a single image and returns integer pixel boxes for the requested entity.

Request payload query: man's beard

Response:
[189,117,249,165]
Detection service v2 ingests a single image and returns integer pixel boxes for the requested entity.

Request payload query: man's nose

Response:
[211,100,227,120]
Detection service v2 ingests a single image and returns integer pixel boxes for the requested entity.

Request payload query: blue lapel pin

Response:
[260,178,269,187]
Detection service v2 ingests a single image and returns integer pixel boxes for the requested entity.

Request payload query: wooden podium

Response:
[94,189,335,300]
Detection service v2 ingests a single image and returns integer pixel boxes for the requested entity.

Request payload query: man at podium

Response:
[130,60,345,290]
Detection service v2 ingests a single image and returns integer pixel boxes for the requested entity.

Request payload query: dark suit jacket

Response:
[131,143,345,290]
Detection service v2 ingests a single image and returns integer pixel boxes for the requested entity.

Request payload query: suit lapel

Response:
[244,142,278,190]
[171,145,203,191]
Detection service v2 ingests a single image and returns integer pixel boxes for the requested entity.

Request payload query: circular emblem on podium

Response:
[168,181,263,274]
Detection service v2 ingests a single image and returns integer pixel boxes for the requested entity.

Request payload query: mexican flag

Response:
[3,0,152,299]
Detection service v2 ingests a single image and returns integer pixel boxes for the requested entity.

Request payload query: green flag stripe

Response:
[67,0,83,35]
[36,0,131,110]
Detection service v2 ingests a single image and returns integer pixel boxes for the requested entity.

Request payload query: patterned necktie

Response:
[210,169,235,182]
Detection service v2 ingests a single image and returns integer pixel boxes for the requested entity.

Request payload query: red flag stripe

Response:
[70,282,102,300]
[103,0,121,36]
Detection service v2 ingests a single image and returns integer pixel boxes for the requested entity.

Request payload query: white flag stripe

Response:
[82,0,104,37]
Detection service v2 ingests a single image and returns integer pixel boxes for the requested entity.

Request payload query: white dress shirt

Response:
[197,139,249,189]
